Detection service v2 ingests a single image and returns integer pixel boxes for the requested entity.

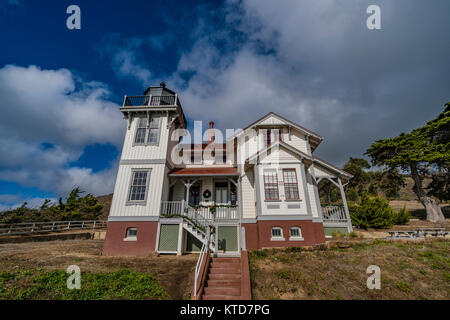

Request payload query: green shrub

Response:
[348,232,358,238]
[350,196,396,229]
[396,280,411,292]
[277,270,290,280]
[250,249,268,259]
[392,206,410,225]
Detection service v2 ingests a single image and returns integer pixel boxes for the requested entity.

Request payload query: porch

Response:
[160,200,238,221]
[165,167,240,221]
[158,167,242,256]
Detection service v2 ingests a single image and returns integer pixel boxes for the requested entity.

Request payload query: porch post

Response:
[300,162,313,216]
[337,177,353,232]
[177,223,184,256]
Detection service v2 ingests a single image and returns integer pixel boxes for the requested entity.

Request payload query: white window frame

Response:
[289,226,304,241]
[134,117,148,144]
[124,227,138,241]
[270,226,285,241]
[147,116,161,145]
[126,169,151,206]
[263,169,280,201]
[133,116,161,146]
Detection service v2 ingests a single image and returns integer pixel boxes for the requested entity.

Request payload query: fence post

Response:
[31,223,35,233]
[81,221,85,229]
[8,224,12,234]
[67,221,71,230]
[93,221,96,230]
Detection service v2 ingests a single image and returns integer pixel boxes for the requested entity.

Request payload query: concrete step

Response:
[212,257,240,263]
[208,273,241,280]
[204,286,241,296]
[202,295,242,300]
[209,267,241,274]
[210,262,240,269]
[207,280,241,287]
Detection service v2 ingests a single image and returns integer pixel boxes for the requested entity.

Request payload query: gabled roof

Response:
[245,112,322,139]
[228,112,323,152]
[313,155,353,178]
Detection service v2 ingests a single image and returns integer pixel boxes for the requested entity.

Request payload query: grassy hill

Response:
[248,239,449,300]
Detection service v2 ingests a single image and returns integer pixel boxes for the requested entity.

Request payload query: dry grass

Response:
[249,239,450,300]
[0,240,197,299]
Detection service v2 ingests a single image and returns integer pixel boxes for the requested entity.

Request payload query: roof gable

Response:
[229,112,323,151]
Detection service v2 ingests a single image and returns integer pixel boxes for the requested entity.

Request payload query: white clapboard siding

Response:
[287,131,309,154]
[109,164,166,217]
[172,181,185,201]
[242,168,256,219]
[306,170,320,217]
[121,116,169,160]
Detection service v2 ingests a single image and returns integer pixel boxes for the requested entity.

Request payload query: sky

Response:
[0,0,448,210]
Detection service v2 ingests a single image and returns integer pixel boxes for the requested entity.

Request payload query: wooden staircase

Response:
[202,257,242,300]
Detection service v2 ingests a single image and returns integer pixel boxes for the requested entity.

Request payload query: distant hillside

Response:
[397,176,431,201]
[96,194,112,220]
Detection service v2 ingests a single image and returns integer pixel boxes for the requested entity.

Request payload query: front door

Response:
[189,183,201,206]
[215,182,228,204]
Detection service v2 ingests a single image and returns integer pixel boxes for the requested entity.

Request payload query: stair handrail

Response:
[194,225,210,298]
[185,205,213,231]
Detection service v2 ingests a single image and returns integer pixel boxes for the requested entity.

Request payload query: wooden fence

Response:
[0,220,107,236]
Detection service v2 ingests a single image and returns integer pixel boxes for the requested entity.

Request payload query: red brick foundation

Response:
[103,221,158,256]
[242,220,325,250]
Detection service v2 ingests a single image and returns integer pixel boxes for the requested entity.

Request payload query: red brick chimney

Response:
[208,121,215,144]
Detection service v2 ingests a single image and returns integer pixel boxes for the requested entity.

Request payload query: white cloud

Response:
[0,65,124,198]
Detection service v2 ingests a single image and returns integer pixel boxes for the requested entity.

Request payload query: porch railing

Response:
[160,200,184,216]
[123,95,180,107]
[186,206,238,221]
[322,205,347,222]
[160,201,238,221]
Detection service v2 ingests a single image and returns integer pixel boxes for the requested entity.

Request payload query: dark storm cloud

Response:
[170,0,450,165]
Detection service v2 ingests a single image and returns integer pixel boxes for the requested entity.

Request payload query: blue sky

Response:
[0,0,449,210]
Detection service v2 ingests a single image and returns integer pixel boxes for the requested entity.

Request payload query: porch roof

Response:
[169,167,239,177]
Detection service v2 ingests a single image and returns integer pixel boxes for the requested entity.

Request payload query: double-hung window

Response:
[283,169,300,200]
[148,116,160,144]
[134,116,160,145]
[128,170,149,203]
[264,170,279,200]
[134,118,148,144]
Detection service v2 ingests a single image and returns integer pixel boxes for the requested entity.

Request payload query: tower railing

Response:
[123,95,179,107]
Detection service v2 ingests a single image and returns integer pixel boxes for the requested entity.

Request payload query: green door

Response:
[218,226,238,252]
[158,224,179,252]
